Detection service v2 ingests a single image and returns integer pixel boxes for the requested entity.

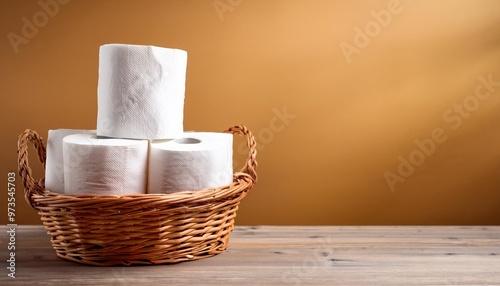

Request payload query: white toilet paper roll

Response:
[148,132,233,194]
[63,134,148,195]
[97,43,187,139]
[45,129,96,193]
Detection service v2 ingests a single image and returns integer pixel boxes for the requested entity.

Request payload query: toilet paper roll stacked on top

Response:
[45,44,233,196]
[97,44,187,139]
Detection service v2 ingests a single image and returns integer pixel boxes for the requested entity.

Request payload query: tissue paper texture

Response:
[148,132,233,194]
[97,44,187,139]
[45,129,96,193]
[63,134,148,195]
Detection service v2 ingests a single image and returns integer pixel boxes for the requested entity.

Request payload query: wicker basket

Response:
[17,125,257,266]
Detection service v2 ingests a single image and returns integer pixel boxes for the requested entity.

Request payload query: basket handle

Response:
[225,125,258,182]
[17,129,46,209]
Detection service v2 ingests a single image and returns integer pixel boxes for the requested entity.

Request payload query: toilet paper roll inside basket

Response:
[45,129,96,194]
[148,132,233,194]
[97,43,188,139]
[63,134,149,195]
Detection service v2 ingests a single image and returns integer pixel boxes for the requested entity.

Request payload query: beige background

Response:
[1,0,499,225]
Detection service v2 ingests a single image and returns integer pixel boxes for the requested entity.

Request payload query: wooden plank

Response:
[0,226,499,285]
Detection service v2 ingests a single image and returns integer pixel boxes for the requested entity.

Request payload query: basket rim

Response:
[29,172,254,207]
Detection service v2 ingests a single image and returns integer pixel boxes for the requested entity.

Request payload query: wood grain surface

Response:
[1,225,499,285]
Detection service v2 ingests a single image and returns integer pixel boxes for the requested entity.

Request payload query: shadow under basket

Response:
[17,125,257,266]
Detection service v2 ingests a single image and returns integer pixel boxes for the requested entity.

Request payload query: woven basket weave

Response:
[17,125,257,266]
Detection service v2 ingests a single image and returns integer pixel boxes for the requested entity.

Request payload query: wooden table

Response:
[1,226,499,285]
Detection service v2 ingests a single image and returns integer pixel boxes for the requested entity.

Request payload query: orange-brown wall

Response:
[1,0,499,225]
